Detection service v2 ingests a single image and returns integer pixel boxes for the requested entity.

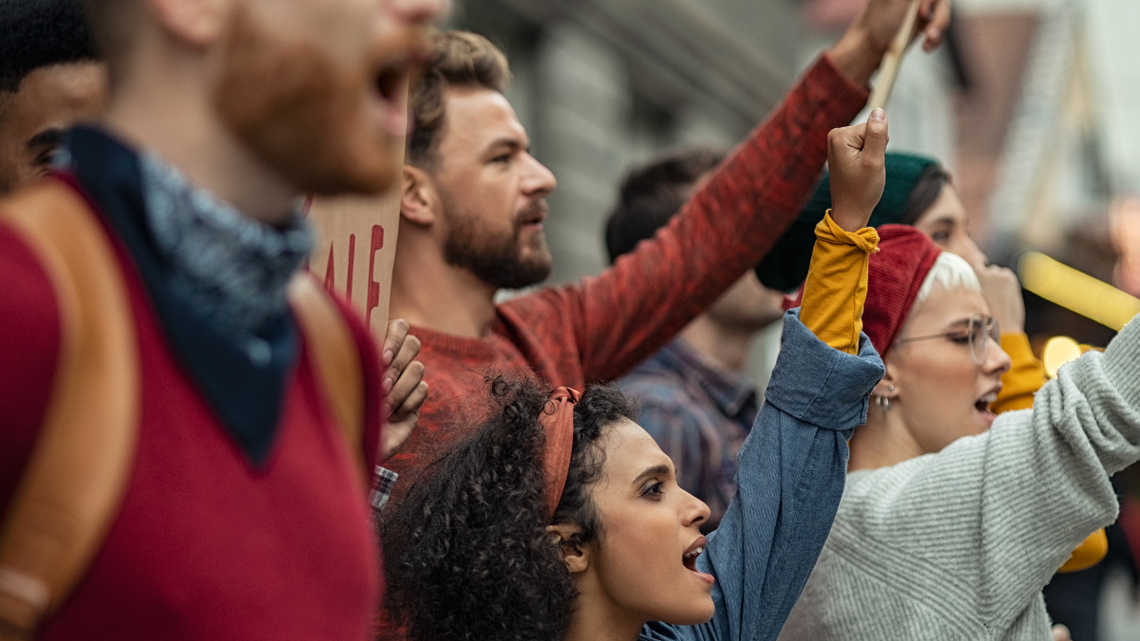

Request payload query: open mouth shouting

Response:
[683,536,715,585]
[370,38,428,137]
[974,387,1000,425]
[516,200,548,231]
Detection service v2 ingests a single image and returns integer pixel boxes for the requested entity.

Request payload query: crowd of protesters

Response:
[3,0,1140,640]
[604,148,786,532]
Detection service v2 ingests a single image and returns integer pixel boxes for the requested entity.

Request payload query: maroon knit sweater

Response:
[385,54,868,496]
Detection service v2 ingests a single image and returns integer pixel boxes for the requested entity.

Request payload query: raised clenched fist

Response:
[829,0,951,87]
[827,108,889,233]
[858,0,951,55]
[973,262,1026,335]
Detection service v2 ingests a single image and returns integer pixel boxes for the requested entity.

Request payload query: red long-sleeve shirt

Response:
[386,54,869,490]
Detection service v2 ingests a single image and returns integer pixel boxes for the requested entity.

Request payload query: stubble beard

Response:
[440,194,553,290]
[212,6,401,196]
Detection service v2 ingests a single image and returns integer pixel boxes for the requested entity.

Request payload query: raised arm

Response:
[540,0,946,386]
[803,316,1140,635]
[502,54,868,386]
[971,264,1107,573]
[641,112,890,641]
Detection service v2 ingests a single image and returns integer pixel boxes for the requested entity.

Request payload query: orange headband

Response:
[540,387,582,519]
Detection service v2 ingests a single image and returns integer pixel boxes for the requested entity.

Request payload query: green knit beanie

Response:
[755,152,939,292]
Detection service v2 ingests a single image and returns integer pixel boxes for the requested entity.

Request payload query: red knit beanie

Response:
[864,225,942,359]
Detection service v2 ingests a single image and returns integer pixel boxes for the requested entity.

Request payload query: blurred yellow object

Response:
[1058,528,1108,573]
[1042,336,1082,378]
[1019,252,1140,331]
[993,334,1047,412]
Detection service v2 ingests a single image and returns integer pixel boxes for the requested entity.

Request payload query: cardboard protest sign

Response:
[307,184,402,337]
[309,82,407,336]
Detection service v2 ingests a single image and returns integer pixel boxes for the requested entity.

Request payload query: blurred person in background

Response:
[603,147,786,532]
[0,0,106,195]
[1045,511,1140,641]
[386,0,951,503]
[782,153,1109,639]
[0,0,443,638]
[381,110,891,641]
[778,227,1140,641]
[773,152,1044,414]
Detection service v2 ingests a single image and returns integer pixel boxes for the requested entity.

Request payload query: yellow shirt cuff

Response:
[799,211,880,354]
[992,333,1047,414]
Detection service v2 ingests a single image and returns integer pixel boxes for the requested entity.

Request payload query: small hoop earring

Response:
[876,394,892,413]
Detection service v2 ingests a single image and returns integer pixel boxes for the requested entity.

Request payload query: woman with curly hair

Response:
[379,113,891,641]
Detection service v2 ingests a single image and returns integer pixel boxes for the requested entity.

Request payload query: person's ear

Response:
[872,361,900,400]
[147,0,230,47]
[401,165,439,227]
[546,523,590,574]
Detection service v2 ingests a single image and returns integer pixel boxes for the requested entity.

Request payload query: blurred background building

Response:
[447,0,1140,634]
[452,0,965,283]
[453,0,810,286]
[455,1,1137,349]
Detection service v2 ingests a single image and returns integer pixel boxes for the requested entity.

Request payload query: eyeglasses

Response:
[894,314,1000,365]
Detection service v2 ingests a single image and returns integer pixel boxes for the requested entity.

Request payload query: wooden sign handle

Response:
[867,0,923,111]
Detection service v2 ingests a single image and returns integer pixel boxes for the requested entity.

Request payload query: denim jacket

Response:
[640,309,884,641]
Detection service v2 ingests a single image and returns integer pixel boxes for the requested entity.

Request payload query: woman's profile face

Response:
[888,286,1012,454]
[585,417,715,626]
[912,184,988,267]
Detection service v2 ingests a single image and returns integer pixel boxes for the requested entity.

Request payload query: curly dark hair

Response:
[381,377,637,641]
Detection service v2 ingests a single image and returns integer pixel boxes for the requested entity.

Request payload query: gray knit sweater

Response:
[778,315,1140,641]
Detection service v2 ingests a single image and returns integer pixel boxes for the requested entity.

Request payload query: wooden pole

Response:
[867,0,923,111]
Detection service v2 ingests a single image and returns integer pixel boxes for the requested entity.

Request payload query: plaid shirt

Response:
[383,56,870,510]
[371,466,399,513]
[617,339,758,530]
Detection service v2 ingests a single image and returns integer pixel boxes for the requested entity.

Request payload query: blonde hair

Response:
[914,251,981,306]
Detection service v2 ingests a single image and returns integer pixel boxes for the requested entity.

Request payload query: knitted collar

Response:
[138,152,313,336]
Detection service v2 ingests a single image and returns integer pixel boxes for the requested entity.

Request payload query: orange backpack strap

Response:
[287,274,370,492]
[0,182,140,638]
[0,186,368,640]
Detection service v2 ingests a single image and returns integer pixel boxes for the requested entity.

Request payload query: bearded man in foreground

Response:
[0,0,444,638]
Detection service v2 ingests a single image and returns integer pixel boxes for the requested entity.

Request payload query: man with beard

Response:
[0,0,444,638]
[0,0,106,196]
[384,0,950,496]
